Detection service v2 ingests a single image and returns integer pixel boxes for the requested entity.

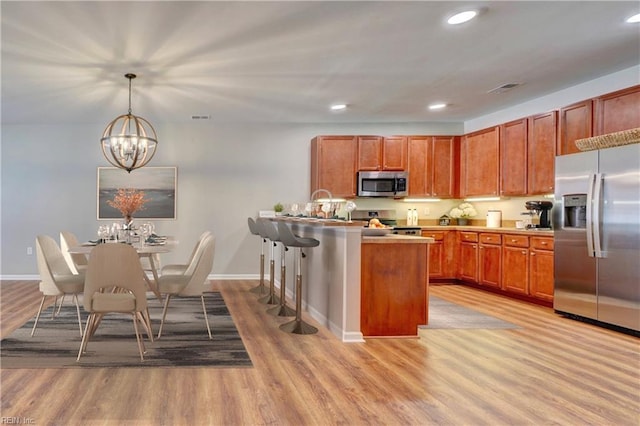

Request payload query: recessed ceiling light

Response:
[626,13,640,23]
[330,104,347,111]
[447,10,477,25]
[429,103,447,110]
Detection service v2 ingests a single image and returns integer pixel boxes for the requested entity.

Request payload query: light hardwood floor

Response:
[1,279,638,425]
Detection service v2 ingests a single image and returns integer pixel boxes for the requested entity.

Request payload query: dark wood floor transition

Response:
[1,280,638,425]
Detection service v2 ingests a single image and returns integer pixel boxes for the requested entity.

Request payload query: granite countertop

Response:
[362,234,434,244]
[419,225,554,236]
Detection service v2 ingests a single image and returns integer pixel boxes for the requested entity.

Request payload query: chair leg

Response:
[141,308,154,342]
[259,242,280,305]
[30,296,47,337]
[250,242,267,295]
[132,313,145,361]
[73,294,83,337]
[55,294,69,317]
[77,314,93,361]
[201,295,213,340]
[158,294,172,339]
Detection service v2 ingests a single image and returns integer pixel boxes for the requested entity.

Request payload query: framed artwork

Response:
[97,167,177,220]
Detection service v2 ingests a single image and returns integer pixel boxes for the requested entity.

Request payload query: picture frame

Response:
[97,167,177,220]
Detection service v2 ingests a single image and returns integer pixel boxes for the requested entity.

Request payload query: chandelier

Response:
[100,73,158,173]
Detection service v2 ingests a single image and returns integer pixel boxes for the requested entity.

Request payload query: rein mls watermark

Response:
[0,417,35,424]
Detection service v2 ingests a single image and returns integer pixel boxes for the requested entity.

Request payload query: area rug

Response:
[1,292,253,368]
[420,296,520,329]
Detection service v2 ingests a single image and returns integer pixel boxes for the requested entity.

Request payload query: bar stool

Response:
[277,221,320,334]
[247,218,268,296]
[261,220,296,317]
[256,219,280,305]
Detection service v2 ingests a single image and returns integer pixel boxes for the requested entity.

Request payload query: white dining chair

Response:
[156,235,215,339]
[60,231,88,275]
[32,235,85,337]
[160,231,212,276]
[77,243,151,362]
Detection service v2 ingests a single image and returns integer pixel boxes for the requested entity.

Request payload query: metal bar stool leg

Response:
[279,248,318,334]
[250,238,268,295]
[268,243,296,317]
[259,240,280,305]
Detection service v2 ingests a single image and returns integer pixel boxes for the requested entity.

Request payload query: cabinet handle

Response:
[541,242,548,245]
[531,252,536,256]
[511,239,517,243]
[522,251,527,255]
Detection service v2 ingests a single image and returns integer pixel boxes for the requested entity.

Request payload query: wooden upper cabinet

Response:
[357,136,407,171]
[407,136,457,198]
[460,127,500,197]
[500,118,528,196]
[407,136,430,196]
[431,136,458,198]
[357,136,383,171]
[310,136,357,198]
[382,136,408,170]
[527,111,557,195]
[558,100,593,156]
[594,85,640,135]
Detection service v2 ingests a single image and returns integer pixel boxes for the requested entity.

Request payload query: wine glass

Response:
[139,223,150,246]
[97,225,109,243]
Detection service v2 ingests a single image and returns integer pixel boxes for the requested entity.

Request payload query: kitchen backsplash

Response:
[343,196,554,226]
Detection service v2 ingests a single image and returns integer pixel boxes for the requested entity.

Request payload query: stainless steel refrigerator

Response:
[553,143,640,332]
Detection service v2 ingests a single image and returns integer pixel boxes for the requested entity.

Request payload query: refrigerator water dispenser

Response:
[563,194,587,228]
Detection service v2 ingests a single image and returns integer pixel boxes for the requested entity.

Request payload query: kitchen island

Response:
[273,218,433,342]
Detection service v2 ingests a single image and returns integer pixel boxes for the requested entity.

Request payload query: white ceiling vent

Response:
[191,115,211,120]
[487,83,522,94]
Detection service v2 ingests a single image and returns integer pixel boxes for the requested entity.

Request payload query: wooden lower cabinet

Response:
[421,229,456,278]
[502,235,530,295]
[479,233,501,288]
[361,241,428,337]
[458,232,479,283]
[529,237,554,302]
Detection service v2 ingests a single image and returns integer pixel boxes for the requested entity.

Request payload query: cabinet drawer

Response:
[504,235,529,248]
[479,233,501,245]
[422,231,444,241]
[459,232,478,242]
[531,237,554,250]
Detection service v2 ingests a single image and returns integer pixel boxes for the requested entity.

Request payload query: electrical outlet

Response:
[423,207,430,215]
[27,247,33,255]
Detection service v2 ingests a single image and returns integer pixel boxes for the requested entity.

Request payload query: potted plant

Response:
[273,202,284,215]
[449,202,477,226]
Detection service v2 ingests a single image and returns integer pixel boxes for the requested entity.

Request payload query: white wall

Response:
[0,121,460,277]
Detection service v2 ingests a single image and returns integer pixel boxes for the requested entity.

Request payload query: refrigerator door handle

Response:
[586,173,596,257]
[593,173,604,258]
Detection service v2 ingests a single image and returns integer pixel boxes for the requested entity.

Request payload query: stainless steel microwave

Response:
[357,171,408,197]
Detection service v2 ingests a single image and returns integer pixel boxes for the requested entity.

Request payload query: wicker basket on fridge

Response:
[575,128,640,151]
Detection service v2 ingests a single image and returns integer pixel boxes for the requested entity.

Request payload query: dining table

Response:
[68,238,176,300]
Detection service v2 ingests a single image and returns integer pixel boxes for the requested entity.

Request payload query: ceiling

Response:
[2,1,639,125]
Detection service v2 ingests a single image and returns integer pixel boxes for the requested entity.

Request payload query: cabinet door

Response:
[431,136,458,198]
[594,85,640,135]
[459,242,478,283]
[460,127,500,197]
[479,243,501,288]
[310,136,357,198]
[530,248,554,302]
[407,136,430,196]
[502,246,529,295]
[382,136,407,170]
[357,136,383,171]
[500,118,528,196]
[558,100,593,156]
[527,111,557,195]
[422,230,444,278]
